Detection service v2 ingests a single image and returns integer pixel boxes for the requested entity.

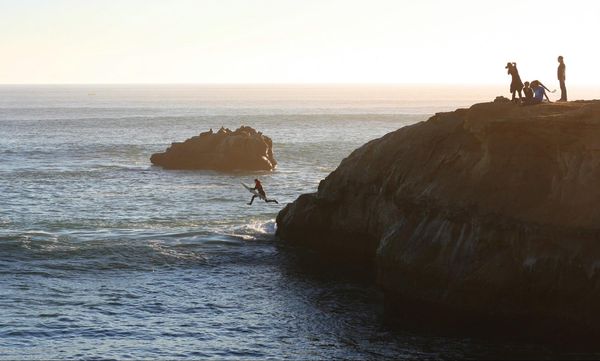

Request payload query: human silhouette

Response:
[506,62,523,102]
[530,80,551,104]
[522,81,534,105]
[247,178,278,205]
[557,56,567,101]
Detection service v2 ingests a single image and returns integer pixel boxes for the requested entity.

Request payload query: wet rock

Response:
[151,126,277,171]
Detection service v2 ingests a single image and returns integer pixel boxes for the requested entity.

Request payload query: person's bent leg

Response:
[248,195,256,205]
[266,199,279,204]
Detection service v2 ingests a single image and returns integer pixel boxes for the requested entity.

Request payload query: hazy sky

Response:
[1,0,599,84]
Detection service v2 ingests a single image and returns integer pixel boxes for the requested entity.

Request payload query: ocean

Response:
[0,84,594,359]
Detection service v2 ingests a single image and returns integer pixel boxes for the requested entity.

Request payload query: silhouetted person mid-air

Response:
[506,62,523,102]
[248,178,278,205]
[557,55,567,101]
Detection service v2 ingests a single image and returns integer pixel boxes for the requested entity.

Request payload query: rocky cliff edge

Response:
[276,100,600,340]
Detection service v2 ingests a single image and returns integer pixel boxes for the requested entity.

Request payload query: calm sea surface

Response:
[0,85,594,359]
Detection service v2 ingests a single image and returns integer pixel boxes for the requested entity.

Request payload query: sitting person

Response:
[521,81,535,105]
[530,80,551,104]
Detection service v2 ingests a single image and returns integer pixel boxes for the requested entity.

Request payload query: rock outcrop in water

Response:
[276,100,600,341]
[151,126,277,171]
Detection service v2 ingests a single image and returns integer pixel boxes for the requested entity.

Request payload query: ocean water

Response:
[0,85,592,359]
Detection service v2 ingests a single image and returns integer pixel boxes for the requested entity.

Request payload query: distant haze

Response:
[1,0,599,85]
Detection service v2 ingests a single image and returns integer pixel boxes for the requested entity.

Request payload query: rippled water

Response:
[0,85,592,359]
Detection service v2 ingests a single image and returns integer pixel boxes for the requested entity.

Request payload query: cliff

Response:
[151,126,276,171]
[276,100,600,340]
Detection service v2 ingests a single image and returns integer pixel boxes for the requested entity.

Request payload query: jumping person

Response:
[557,56,567,101]
[247,178,278,205]
[506,62,524,102]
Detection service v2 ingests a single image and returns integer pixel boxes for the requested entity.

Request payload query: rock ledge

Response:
[276,100,600,340]
[151,126,276,171]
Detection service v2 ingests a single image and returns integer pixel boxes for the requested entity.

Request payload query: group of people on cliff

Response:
[506,56,567,104]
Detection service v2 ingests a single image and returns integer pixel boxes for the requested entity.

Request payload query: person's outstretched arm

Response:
[544,91,551,102]
[539,83,551,101]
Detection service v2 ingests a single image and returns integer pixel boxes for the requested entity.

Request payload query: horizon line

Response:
[0,82,509,86]
[1,82,597,88]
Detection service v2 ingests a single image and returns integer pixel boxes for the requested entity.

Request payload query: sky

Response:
[1,0,599,85]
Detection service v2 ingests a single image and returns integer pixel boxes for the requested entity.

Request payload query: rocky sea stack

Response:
[276,100,600,341]
[151,126,277,171]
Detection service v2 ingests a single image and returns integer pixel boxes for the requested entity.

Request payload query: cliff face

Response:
[276,101,600,338]
[151,126,276,171]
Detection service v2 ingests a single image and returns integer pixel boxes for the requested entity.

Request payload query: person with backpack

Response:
[506,62,524,102]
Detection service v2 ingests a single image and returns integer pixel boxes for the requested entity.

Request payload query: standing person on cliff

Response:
[557,56,567,101]
[506,62,524,103]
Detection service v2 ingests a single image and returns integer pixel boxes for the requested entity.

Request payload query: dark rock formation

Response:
[276,100,600,340]
[151,126,277,171]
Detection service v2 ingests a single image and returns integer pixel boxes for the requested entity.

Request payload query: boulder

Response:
[151,126,277,171]
[276,100,600,340]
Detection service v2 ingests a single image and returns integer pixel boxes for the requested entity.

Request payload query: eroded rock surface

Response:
[276,100,600,339]
[151,126,276,171]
